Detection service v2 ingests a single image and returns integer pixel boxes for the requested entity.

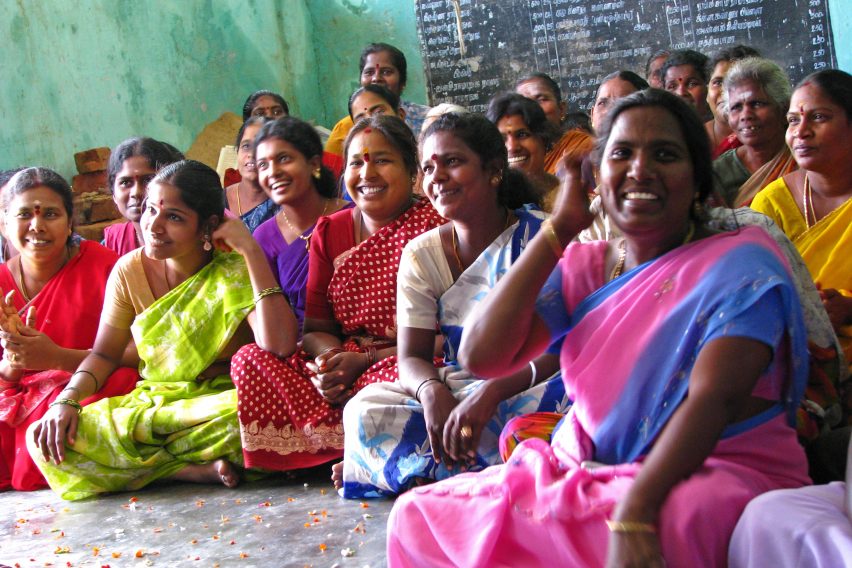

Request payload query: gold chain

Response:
[280,199,329,251]
[610,222,695,281]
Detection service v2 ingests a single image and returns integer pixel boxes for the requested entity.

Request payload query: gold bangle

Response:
[540,218,565,259]
[605,520,657,534]
[49,398,83,415]
[254,286,284,304]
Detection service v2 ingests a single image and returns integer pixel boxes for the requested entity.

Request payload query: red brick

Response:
[74,147,111,174]
[71,171,108,194]
[73,194,120,225]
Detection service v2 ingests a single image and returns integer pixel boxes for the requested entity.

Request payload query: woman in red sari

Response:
[0,168,138,491]
[232,115,444,471]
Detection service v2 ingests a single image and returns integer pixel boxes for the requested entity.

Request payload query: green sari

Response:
[29,253,255,500]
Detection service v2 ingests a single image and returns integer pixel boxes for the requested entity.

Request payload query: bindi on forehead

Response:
[33,201,42,216]
[363,147,371,162]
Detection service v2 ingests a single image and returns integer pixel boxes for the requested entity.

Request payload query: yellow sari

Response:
[752,177,852,366]
[544,128,593,175]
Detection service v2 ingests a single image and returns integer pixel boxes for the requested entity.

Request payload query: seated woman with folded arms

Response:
[28,160,297,500]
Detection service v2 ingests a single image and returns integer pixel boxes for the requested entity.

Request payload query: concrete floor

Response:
[0,470,394,568]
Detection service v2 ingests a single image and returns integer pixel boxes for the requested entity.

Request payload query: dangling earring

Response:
[203,234,212,251]
[491,175,502,186]
[312,169,321,180]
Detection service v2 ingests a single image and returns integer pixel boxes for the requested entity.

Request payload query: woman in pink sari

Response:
[232,115,444,472]
[0,168,138,491]
[388,90,810,567]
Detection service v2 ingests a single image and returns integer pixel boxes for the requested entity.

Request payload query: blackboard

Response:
[415,0,837,113]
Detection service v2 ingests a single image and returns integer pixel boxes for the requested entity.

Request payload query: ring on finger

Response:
[459,425,473,439]
[8,352,17,363]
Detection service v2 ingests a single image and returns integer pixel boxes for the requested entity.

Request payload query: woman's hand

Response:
[211,218,259,256]
[31,403,79,464]
[818,288,852,331]
[0,307,56,371]
[308,351,368,405]
[0,290,27,334]
[605,532,665,568]
[420,383,459,465]
[442,382,500,465]
[551,147,596,240]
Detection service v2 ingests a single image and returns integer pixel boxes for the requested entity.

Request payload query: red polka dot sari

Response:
[233,199,444,471]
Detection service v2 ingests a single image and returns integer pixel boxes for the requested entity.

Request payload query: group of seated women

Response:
[0,38,850,567]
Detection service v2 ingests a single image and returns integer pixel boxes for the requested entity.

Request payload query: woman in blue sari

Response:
[337,113,569,498]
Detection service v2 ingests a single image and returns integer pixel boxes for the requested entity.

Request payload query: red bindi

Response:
[364,127,372,134]
[363,149,371,162]
[159,199,164,207]
[33,205,41,216]
[430,154,438,161]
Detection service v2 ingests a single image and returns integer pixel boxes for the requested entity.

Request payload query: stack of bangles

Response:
[604,520,657,534]
[364,346,378,367]
[49,398,83,414]
[415,377,442,401]
[254,286,283,304]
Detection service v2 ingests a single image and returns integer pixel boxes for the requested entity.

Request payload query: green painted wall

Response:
[307,0,428,126]
[0,0,321,180]
[1,0,848,181]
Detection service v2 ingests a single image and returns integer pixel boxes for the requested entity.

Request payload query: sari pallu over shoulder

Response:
[551,227,808,464]
[27,252,254,500]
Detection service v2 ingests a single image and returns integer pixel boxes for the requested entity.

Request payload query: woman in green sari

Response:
[28,160,297,500]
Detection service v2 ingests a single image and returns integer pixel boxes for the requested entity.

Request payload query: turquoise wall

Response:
[308,0,429,126]
[0,0,320,179]
[0,0,848,180]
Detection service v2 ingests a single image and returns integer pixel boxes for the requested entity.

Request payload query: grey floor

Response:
[0,471,394,568]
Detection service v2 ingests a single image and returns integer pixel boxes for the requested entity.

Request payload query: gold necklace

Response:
[451,208,512,273]
[17,246,70,302]
[610,222,696,281]
[280,199,329,250]
[804,174,816,229]
[234,185,243,216]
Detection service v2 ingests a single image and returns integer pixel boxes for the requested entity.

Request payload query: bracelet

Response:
[528,361,537,389]
[605,520,657,534]
[254,286,284,304]
[49,398,83,415]
[415,377,442,402]
[364,346,377,367]
[541,218,566,259]
[72,370,99,391]
[318,346,344,358]
[60,385,81,395]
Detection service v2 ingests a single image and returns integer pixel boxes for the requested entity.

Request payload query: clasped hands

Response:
[306,349,369,406]
[0,289,53,372]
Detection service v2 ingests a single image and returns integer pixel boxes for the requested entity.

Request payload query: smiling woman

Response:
[27,160,298,500]
[713,57,796,206]
[387,91,810,567]
[0,167,138,492]
[230,115,443,474]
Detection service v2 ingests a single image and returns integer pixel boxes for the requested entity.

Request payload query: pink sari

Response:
[388,227,810,567]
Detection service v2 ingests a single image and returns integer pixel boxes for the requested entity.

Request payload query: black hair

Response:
[645,49,671,77]
[107,137,184,195]
[242,90,290,121]
[1,167,75,227]
[421,112,541,209]
[562,111,593,134]
[661,49,710,85]
[485,92,561,150]
[235,116,270,148]
[0,168,26,192]
[600,70,650,92]
[360,43,408,90]
[348,84,402,120]
[796,69,852,120]
[345,114,419,178]
[515,72,563,104]
[709,44,761,71]
[150,160,225,229]
[593,89,713,204]
[253,117,336,198]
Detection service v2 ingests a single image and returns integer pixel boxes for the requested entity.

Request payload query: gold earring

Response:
[491,175,502,186]
[312,169,321,180]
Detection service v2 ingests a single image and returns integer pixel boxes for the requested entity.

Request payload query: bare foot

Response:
[331,461,344,490]
[170,459,240,488]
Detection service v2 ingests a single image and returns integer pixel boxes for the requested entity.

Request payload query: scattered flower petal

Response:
[341,547,356,557]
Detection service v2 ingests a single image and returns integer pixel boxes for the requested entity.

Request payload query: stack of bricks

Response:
[71,147,122,241]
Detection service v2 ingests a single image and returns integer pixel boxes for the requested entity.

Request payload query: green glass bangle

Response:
[49,398,83,415]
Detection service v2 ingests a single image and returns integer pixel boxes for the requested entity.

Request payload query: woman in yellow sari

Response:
[752,69,852,481]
